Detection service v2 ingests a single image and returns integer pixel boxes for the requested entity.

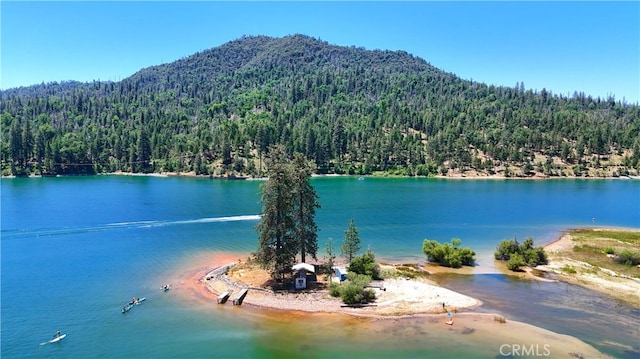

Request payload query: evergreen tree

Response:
[21,119,33,171]
[341,219,361,262]
[255,145,296,280]
[256,147,321,278]
[136,128,152,173]
[291,152,320,263]
[9,119,21,175]
[325,237,336,272]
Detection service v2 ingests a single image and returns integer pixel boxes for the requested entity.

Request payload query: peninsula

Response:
[539,228,640,307]
[188,253,609,359]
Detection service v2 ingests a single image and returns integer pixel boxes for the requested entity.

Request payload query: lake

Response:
[1,175,639,358]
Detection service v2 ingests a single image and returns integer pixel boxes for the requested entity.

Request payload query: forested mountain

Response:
[2,34,639,177]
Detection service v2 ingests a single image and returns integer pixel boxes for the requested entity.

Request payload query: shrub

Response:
[524,247,548,266]
[332,273,376,305]
[347,273,372,287]
[348,249,381,279]
[494,237,548,271]
[363,288,376,302]
[616,249,640,266]
[329,282,341,297]
[507,253,526,271]
[494,239,520,260]
[340,282,365,304]
[603,246,615,255]
[422,237,476,268]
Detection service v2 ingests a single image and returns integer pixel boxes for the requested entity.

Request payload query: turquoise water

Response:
[1,176,639,358]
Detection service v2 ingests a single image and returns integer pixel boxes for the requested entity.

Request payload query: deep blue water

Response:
[1,176,639,358]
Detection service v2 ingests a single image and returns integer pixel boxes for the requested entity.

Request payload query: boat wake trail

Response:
[3,214,262,239]
[107,214,262,228]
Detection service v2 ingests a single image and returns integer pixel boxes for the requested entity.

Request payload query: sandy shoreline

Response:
[538,229,640,307]
[5,171,630,180]
[206,271,481,317]
[179,252,610,358]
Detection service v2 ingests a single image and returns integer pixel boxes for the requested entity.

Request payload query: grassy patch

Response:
[381,265,420,280]
[560,229,640,277]
[570,229,640,245]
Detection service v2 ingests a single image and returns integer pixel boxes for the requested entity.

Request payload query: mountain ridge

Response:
[1,34,638,177]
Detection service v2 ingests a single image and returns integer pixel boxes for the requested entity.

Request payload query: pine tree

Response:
[21,120,33,171]
[341,219,361,262]
[291,152,320,263]
[137,128,152,173]
[9,118,22,175]
[255,146,321,279]
[255,145,297,280]
[325,237,336,271]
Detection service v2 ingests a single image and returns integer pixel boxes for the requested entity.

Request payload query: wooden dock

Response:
[232,288,248,305]
[217,291,230,304]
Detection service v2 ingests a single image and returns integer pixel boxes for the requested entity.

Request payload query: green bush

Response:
[494,237,548,271]
[603,246,615,255]
[494,239,520,260]
[363,288,376,302]
[616,249,640,266]
[346,273,372,287]
[507,252,526,271]
[329,282,341,297]
[340,282,365,304]
[331,273,376,305]
[422,238,476,268]
[348,250,381,279]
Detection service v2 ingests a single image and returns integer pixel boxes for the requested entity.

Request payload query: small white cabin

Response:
[292,263,315,290]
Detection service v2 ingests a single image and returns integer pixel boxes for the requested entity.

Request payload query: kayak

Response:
[122,297,146,313]
[128,297,146,306]
[162,284,172,292]
[50,334,66,343]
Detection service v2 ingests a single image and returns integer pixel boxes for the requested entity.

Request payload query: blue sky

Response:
[2,1,639,103]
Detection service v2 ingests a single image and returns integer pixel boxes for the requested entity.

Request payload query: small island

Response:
[204,259,479,317]
[194,241,612,358]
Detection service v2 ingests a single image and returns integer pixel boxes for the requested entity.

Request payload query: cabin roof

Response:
[292,263,315,273]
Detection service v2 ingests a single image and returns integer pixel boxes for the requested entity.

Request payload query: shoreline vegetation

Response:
[4,170,640,180]
[538,228,640,307]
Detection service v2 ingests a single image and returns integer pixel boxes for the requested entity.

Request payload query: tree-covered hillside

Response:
[2,34,639,177]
